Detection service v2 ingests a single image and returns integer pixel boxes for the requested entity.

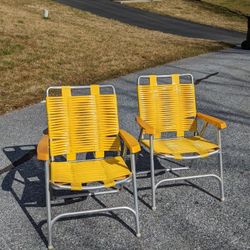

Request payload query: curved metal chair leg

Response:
[150,135,156,211]
[219,150,225,202]
[218,130,225,202]
[131,154,141,237]
[45,161,53,249]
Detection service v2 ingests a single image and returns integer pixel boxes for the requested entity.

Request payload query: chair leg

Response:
[219,150,225,202]
[131,154,141,237]
[150,135,156,211]
[45,160,53,249]
[218,130,225,202]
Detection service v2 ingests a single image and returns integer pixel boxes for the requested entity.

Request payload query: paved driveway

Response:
[0,48,249,249]
[56,0,245,44]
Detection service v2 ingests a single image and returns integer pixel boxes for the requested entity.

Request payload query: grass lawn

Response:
[0,0,227,114]
[127,0,248,32]
[204,0,250,16]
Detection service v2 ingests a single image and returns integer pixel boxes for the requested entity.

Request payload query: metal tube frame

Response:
[47,85,116,97]
[199,121,209,137]
[137,74,194,85]
[45,85,140,248]
[218,129,225,201]
[137,166,190,176]
[137,74,224,209]
[150,135,156,210]
[45,153,140,249]
[52,189,120,200]
[143,145,219,160]
[144,129,224,210]
[51,176,132,191]
[45,160,53,250]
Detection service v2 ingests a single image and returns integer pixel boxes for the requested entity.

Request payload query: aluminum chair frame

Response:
[136,74,226,210]
[37,85,141,249]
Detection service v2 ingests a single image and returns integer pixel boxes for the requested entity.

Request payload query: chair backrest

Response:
[137,74,197,138]
[46,85,120,160]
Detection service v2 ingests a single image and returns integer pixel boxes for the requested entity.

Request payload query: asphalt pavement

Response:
[0,47,249,249]
[55,0,246,44]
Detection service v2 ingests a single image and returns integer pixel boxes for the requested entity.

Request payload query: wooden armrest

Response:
[119,129,141,154]
[197,112,227,129]
[136,116,156,135]
[37,135,49,161]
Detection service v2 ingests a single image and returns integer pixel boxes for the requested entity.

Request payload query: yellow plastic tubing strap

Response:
[46,85,120,160]
[170,74,196,137]
[137,74,196,138]
[51,156,131,190]
[46,87,71,159]
[90,85,120,158]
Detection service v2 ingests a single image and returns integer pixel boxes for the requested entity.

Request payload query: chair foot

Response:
[220,197,225,202]
[152,206,156,211]
[136,233,141,238]
[48,245,54,250]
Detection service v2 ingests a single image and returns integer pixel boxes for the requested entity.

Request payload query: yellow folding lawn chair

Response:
[136,74,227,210]
[37,85,141,249]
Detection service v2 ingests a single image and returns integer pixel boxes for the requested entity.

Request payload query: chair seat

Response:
[51,156,131,191]
[142,136,219,160]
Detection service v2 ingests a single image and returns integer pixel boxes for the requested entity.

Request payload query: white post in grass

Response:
[43,9,49,19]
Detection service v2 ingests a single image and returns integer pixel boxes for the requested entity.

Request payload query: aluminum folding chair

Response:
[136,74,227,210]
[37,85,141,249]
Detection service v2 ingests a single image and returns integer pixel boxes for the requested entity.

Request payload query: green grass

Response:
[0,38,24,56]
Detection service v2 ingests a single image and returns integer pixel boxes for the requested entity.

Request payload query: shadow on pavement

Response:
[1,145,149,245]
[1,145,47,245]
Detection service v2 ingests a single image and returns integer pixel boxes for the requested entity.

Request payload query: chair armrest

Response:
[197,112,227,129]
[136,116,156,135]
[37,135,49,161]
[119,130,141,154]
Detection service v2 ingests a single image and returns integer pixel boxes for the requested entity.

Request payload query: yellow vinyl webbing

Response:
[62,87,76,160]
[142,136,218,160]
[138,74,196,138]
[172,74,184,137]
[149,75,161,138]
[150,75,157,86]
[51,156,131,190]
[46,85,120,159]
[91,85,104,158]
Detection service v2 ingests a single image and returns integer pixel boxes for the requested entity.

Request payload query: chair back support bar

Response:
[46,85,120,160]
[137,74,197,138]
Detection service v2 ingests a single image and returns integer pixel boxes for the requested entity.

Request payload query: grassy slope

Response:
[128,0,248,32]
[204,0,250,16]
[0,0,227,114]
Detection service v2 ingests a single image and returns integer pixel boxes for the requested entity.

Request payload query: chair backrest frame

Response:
[46,85,120,161]
[137,74,197,139]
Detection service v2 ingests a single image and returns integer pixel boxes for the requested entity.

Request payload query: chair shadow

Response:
[132,148,221,209]
[1,145,48,245]
[1,145,140,247]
